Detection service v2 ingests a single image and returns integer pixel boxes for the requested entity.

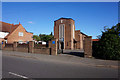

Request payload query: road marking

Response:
[8,72,28,79]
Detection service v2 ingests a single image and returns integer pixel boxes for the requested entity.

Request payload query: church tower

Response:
[54,18,75,50]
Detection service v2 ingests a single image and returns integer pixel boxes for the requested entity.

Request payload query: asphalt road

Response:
[2,51,118,79]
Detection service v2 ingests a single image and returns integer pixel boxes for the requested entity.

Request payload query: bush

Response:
[93,23,120,60]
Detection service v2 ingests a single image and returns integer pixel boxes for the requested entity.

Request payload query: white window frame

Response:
[59,24,65,39]
[61,20,63,23]
[19,32,23,36]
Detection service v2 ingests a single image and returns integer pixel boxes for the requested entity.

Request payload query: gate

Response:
[57,41,64,54]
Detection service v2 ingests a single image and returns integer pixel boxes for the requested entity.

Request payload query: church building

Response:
[54,18,89,50]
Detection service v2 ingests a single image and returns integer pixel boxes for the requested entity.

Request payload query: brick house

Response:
[54,17,89,50]
[0,21,33,44]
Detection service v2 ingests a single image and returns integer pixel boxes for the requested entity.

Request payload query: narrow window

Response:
[67,42,68,46]
[61,20,63,23]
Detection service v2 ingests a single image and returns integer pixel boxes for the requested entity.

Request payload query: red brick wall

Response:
[3,42,51,55]
[34,48,50,55]
[75,30,88,50]
[75,30,80,49]
[3,43,13,51]
[84,36,92,58]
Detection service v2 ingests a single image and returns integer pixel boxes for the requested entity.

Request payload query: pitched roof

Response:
[80,32,88,36]
[0,21,19,33]
[0,21,20,39]
[75,30,88,37]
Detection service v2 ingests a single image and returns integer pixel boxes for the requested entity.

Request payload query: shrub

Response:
[93,23,120,60]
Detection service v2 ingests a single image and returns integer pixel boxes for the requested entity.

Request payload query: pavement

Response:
[2,50,118,69]
[1,50,119,78]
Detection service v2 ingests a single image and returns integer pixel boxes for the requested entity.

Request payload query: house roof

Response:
[92,39,100,41]
[0,21,20,33]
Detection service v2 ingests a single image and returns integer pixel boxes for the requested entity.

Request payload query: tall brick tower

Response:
[54,18,75,50]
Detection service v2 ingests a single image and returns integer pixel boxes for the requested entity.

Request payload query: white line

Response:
[8,72,28,79]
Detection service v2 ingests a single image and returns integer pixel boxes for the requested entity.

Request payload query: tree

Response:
[50,32,53,36]
[96,35,101,39]
[33,35,40,41]
[39,32,54,42]
[94,23,120,60]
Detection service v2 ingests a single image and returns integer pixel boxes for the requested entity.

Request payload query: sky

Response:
[2,2,118,39]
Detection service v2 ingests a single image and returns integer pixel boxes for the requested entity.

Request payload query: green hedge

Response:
[92,23,120,60]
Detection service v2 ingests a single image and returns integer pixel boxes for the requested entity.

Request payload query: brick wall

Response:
[84,36,92,58]
[3,43,13,51]
[75,30,80,49]
[75,30,87,50]
[34,48,50,55]
[49,38,58,55]
[0,44,1,50]
[17,44,29,52]
[34,44,46,49]
[2,41,51,55]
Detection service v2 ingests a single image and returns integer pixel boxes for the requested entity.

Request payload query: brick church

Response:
[54,18,90,50]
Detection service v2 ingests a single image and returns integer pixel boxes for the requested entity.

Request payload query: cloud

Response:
[28,21,33,24]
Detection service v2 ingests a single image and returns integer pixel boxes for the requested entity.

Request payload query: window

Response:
[19,32,23,36]
[18,40,23,44]
[61,20,63,23]
[67,42,68,46]
[59,24,64,39]
[69,24,71,27]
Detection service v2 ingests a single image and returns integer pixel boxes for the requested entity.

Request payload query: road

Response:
[2,51,118,79]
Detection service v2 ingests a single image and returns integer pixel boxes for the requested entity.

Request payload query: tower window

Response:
[69,24,71,27]
[67,42,68,46]
[61,20,63,23]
